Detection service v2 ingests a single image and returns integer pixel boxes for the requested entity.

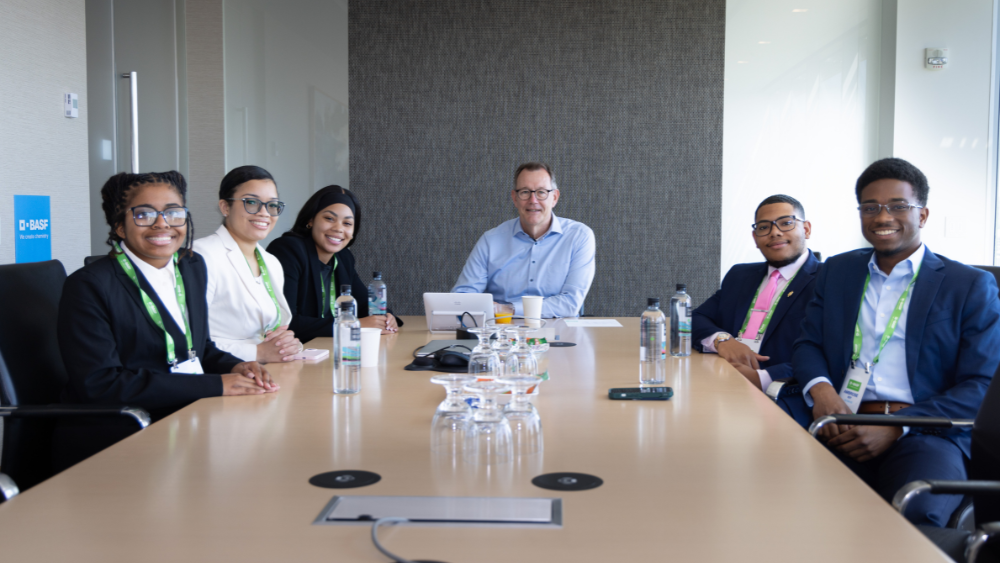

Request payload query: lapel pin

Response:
[787,291,794,297]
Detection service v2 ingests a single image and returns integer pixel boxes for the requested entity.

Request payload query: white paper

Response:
[562,319,623,328]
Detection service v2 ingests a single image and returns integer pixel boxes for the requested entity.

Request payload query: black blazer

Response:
[267,232,401,343]
[58,252,242,412]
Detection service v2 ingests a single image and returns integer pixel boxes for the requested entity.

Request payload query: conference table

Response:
[0,317,949,562]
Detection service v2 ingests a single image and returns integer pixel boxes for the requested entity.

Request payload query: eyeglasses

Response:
[752,215,804,237]
[515,188,556,201]
[858,202,924,216]
[131,206,188,227]
[227,198,285,216]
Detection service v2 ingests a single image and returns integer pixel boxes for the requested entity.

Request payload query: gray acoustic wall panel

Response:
[349,0,724,316]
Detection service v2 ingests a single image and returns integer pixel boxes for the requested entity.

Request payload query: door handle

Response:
[121,71,139,172]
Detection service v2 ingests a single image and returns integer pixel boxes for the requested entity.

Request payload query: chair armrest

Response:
[808,414,974,437]
[893,480,1000,514]
[0,472,18,501]
[0,405,151,429]
[968,521,1000,563]
[765,378,796,401]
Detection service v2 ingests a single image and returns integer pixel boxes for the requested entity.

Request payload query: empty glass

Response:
[464,379,512,464]
[487,321,514,370]
[430,374,473,454]
[466,326,500,382]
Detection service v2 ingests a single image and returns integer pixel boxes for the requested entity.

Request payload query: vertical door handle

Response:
[121,72,139,172]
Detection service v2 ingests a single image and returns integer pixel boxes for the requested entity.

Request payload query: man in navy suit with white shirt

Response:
[792,158,1000,526]
[693,194,820,423]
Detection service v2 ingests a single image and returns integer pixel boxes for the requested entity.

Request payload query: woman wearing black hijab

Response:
[267,185,401,343]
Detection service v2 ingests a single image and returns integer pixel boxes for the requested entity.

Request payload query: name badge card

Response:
[735,337,762,354]
[171,356,204,375]
[839,361,871,413]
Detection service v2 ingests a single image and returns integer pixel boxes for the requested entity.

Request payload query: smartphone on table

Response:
[608,387,673,400]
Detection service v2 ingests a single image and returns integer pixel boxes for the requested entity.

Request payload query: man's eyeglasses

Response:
[752,216,804,237]
[515,188,556,201]
[227,198,286,216]
[131,206,188,227]
[858,202,924,217]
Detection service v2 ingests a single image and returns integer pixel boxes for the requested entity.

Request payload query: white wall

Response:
[0,0,91,270]
[223,0,349,248]
[893,0,997,266]
[722,0,886,276]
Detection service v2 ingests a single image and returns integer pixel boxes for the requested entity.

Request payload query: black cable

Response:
[459,311,478,328]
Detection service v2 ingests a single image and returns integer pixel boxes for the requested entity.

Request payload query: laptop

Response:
[422,292,495,334]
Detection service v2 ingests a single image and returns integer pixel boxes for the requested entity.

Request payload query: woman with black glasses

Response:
[59,171,278,417]
[193,166,302,363]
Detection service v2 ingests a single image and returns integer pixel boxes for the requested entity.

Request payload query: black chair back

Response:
[0,260,69,406]
[974,265,1000,295]
[973,372,1000,525]
[0,260,68,490]
[84,255,105,267]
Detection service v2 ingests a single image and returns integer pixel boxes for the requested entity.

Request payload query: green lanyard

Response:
[852,264,921,365]
[319,256,339,318]
[738,270,798,341]
[248,248,283,333]
[113,242,195,366]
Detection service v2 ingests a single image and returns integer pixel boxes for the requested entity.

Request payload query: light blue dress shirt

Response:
[452,214,596,318]
[804,244,925,406]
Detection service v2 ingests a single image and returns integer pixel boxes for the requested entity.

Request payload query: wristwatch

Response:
[714,333,733,347]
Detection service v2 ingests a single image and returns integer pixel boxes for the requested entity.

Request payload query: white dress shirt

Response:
[121,243,187,333]
[701,249,810,390]
[194,225,293,361]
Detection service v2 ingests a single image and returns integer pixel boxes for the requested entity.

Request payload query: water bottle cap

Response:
[647,297,660,306]
[373,271,382,279]
[340,284,352,294]
[676,284,687,291]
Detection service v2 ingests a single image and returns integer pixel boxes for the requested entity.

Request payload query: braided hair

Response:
[100,171,194,255]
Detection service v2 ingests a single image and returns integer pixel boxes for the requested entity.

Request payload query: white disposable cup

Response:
[360,328,381,367]
[522,296,544,327]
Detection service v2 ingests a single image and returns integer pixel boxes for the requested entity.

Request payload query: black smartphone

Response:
[608,387,673,400]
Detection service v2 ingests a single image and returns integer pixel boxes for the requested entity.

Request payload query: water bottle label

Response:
[340,329,361,365]
[377,288,387,315]
[659,324,667,359]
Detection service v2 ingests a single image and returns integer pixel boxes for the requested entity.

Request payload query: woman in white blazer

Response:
[193,166,301,363]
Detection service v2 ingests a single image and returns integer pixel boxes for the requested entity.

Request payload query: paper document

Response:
[562,319,623,328]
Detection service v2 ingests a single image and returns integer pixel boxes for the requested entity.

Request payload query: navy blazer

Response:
[792,247,1000,457]
[692,250,821,382]
[58,252,242,413]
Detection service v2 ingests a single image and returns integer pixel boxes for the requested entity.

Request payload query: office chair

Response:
[83,255,105,267]
[0,260,149,494]
[808,374,1000,563]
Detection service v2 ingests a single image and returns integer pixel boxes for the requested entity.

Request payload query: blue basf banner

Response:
[14,195,52,263]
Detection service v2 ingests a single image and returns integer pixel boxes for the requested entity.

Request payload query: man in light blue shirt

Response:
[452,162,596,318]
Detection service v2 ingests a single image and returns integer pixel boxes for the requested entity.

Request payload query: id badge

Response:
[736,337,762,354]
[171,356,204,375]
[839,361,871,413]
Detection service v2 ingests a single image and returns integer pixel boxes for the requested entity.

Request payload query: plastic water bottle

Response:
[334,303,361,394]
[670,284,692,357]
[335,284,357,319]
[368,272,387,315]
[639,297,667,384]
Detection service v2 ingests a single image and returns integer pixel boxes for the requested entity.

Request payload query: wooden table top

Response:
[0,317,948,562]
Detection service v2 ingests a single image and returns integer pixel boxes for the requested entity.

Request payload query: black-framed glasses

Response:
[131,206,188,227]
[858,202,924,217]
[515,188,556,201]
[752,215,804,237]
[227,197,285,216]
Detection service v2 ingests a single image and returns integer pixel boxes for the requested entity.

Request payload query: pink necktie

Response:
[742,270,782,339]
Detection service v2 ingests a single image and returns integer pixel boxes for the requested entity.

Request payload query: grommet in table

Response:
[531,472,603,491]
[309,470,382,489]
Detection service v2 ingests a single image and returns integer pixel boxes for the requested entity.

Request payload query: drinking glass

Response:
[463,379,512,464]
[467,326,500,382]
[487,321,515,372]
[429,374,473,454]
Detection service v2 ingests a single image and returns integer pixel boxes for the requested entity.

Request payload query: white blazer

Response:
[193,225,294,361]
